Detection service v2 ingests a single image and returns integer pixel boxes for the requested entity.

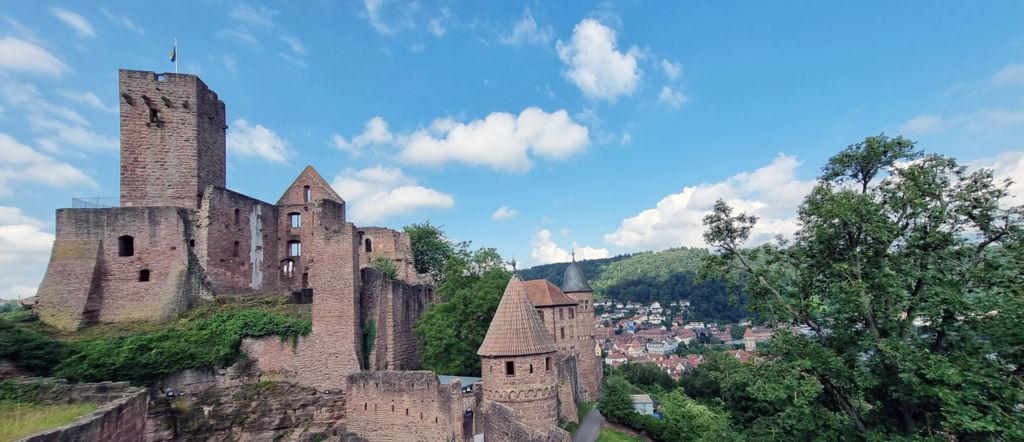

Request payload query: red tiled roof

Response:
[478,276,558,357]
[522,279,578,307]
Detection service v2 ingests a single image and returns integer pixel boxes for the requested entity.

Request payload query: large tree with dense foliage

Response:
[702,134,1024,439]
[414,248,510,376]
[404,222,463,283]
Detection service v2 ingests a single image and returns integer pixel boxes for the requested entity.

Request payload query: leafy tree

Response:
[702,134,1024,439]
[615,363,676,391]
[730,325,747,340]
[414,249,511,375]
[0,318,68,376]
[597,375,636,425]
[404,222,461,283]
[657,390,734,442]
[370,256,398,279]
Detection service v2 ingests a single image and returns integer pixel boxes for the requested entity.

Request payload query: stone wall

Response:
[360,268,433,371]
[357,227,421,284]
[555,356,579,424]
[565,290,601,401]
[119,69,225,210]
[195,186,281,293]
[18,380,148,442]
[480,400,571,442]
[345,371,478,442]
[146,362,345,441]
[36,207,210,331]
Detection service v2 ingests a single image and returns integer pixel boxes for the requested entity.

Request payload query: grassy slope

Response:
[0,402,98,442]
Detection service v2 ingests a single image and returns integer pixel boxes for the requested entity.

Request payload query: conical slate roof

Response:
[562,261,593,293]
[478,275,558,357]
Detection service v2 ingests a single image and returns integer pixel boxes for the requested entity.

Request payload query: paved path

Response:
[574,407,604,442]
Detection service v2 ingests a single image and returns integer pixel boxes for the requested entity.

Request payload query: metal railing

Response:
[71,197,119,208]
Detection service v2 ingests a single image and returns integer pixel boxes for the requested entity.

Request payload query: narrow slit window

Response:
[559,308,564,320]
[569,308,575,319]
[233,241,240,258]
[118,235,134,257]
[560,327,565,339]
[303,186,311,203]
[234,208,240,225]
[138,269,150,282]
[529,364,533,373]
[505,361,515,376]
[149,107,159,124]
[546,357,552,371]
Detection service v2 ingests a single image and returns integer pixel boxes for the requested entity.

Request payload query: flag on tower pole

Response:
[169,38,178,73]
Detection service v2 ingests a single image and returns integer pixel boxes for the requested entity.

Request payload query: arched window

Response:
[303,185,311,203]
[233,241,240,258]
[289,212,301,228]
[281,259,295,278]
[138,269,150,282]
[118,235,134,257]
[288,240,301,257]
[364,238,372,252]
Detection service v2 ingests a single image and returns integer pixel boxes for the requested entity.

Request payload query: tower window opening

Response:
[289,212,301,228]
[538,310,544,321]
[569,308,575,319]
[148,107,159,124]
[233,241,240,258]
[234,208,240,224]
[560,327,565,340]
[529,364,533,373]
[364,238,372,252]
[118,235,134,257]
[138,269,150,282]
[505,361,515,376]
[546,357,552,371]
[303,186,311,203]
[281,259,295,278]
[288,240,301,257]
[559,308,564,320]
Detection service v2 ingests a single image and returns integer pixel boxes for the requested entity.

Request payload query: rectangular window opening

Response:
[505,361,515,376]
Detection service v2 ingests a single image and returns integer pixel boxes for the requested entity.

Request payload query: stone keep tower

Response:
[119,70,226,209]
[478,275,560,433]
[562,259,602,401]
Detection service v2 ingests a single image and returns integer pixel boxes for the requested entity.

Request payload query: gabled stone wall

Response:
[345,371,476,442]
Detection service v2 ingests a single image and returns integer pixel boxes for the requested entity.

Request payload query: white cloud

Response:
[57,90,117,114]
[1,82,116,152]
[281,35,306,54]
[491,205,519,221]
[230,3,278,27]
[335,108,590,173]
[101,9,144,35]
[331,116,395,155]
[660,59,682,80]
[428,8,451,38]
[657,86,687,109]
[0,210,54,300]
[605,154,814,251]
[556,19,641,102]
[49,7,95,38]
[399,108,590,172]
[500,8,554,46]
[363,0,395,34]
[969,151,1024,206]
[901,110,1024,136]
[0,37,68,76]
[0,132,97,196]
[991,63,1024,86]
[227,118,291,164]
[331,166,454,223]
[530,229,609,265]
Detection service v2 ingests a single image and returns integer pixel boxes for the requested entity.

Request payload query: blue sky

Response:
[1,1,1024,299]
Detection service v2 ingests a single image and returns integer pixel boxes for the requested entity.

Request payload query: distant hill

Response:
[522,247,751,323]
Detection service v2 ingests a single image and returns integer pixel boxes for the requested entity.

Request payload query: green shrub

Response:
[55,309,310,385]
[371,256,399,279]
[0,319,69,376]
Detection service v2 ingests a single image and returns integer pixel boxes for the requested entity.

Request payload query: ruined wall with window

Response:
[357,227,422,284]
[345,371,479,442]
[195,187,281,294]
[360,268,435,371]
[37,207,211,331]
[274,166,344,292]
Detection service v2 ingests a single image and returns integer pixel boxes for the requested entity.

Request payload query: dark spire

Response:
[562,260,592,293]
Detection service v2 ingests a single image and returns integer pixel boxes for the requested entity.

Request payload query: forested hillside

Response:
[521,247,751,322]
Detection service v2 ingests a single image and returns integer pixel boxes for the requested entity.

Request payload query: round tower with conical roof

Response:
[562,259,602,401]
[478,275,560,432]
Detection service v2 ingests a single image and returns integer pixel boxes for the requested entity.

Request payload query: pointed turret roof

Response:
[478,275,558,357]
[276,165,343,205]
[562,259,592,293]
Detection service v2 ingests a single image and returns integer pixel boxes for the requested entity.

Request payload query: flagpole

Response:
[174,37,178,73]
